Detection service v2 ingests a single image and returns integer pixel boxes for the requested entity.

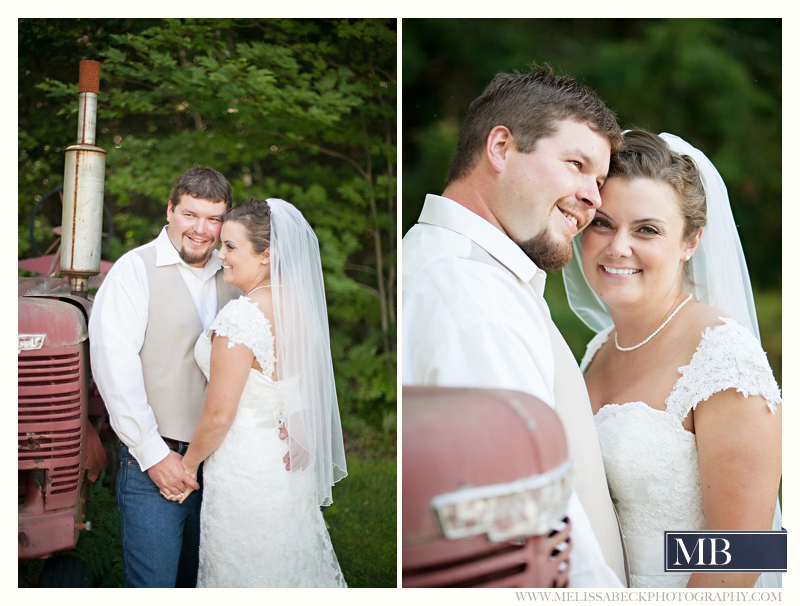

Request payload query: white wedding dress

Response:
[581,317,781,588]
[193,296,346,587]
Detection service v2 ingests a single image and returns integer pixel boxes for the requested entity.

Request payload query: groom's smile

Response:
[555,200,590,235]
[166,194,226,268]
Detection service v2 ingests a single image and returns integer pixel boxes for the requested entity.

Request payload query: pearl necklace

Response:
[614,293,693,352]
[246,285,271,296]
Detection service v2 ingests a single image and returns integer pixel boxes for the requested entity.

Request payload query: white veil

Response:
[268,198,347,507]
[563,133,781,587]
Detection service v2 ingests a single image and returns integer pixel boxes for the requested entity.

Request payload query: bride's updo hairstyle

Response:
[225,198,272,254]
[609,130,707,244]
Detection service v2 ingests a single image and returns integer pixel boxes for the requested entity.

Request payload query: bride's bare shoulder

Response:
[685,300,730,333]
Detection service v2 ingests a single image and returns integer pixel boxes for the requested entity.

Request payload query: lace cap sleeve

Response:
[209,296,275,376]
[579,326,613,373]
[666,317,781,419]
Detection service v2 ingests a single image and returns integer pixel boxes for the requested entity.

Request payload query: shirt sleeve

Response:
[425,319,555,407]
[403,258,556,406]
[88,252,170,471]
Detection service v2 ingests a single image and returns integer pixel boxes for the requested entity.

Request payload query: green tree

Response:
[20,18,397,436]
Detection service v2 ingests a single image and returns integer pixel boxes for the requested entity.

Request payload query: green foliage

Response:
[542,270,596,360]
[20,18,397,433]
[69,472,124,587]
[326,455,397,587]
[341,412,396,461]
[754,289,782,389]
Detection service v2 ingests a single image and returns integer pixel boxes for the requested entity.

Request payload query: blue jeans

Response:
[116,442,203,588]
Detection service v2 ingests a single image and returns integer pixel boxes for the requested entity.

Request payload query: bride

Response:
[563,130,781,588]
[171,198,348,587]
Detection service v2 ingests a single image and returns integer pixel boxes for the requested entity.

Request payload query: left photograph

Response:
[18,18,397,588]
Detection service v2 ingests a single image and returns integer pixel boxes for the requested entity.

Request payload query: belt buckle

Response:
[162,437,185,452]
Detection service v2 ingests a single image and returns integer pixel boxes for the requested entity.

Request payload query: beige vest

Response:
[136,246,239,442]
[548,319,629,586]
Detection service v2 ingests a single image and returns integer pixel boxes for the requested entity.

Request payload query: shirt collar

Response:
[154,226,223,275]
[419,194,547,295]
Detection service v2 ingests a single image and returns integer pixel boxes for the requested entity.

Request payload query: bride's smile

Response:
[581,177,699,314]
[600,265,641,276]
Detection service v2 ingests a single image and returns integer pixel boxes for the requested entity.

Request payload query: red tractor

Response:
[402,386,573,588]
[18,61,111,586]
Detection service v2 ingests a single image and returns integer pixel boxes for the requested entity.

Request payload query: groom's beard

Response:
[517,229,573,271]
[178,230,216,266]
[179,246,214,266]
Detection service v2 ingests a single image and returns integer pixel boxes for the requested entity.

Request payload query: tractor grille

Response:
[403,542,530,587]
[18,347,84,497]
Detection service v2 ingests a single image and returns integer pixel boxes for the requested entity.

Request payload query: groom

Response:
[402,65,627,587]
[89,165,241,587]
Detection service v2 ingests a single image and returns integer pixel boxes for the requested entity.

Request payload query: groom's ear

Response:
[486,125,513,174]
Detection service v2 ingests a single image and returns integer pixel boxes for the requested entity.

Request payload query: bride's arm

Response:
[687,388,782,588]
[181,335,254,481]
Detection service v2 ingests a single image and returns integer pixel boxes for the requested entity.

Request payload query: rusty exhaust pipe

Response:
[60,60,106,297]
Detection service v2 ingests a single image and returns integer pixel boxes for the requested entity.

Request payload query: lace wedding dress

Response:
[193,296,346,587]
[581,317,781,588]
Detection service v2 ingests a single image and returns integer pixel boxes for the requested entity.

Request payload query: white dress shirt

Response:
[88,227,224,471]
[403,194,624,588]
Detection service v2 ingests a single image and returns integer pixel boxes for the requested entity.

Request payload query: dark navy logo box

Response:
[665,529,786,572]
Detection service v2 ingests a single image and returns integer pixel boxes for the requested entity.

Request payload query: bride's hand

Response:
[177,486,194,504]
[177,466,199,504]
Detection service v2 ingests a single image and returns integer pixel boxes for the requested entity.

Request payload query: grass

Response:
[19,436,396,588]
[326,455,397,587]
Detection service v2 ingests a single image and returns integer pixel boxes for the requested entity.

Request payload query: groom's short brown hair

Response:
[446,63,622,184]
[170,164,233,210]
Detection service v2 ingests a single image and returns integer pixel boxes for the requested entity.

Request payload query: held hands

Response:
[149,451,199,504]
[177,466,198,504]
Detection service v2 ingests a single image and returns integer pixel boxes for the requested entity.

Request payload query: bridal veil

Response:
[268,198,347,507]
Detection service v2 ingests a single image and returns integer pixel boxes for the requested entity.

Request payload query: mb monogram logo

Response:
[673,537,731,566]
[664,530,787,573]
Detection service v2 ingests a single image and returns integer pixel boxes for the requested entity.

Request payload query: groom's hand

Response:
[279,425,310,471]
[279,426,292,470]
[148,451,200,496]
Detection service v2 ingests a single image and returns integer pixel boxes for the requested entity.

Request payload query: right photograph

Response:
[401,18,783,589]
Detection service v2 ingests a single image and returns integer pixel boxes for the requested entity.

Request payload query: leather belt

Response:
[162,437,189,452]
